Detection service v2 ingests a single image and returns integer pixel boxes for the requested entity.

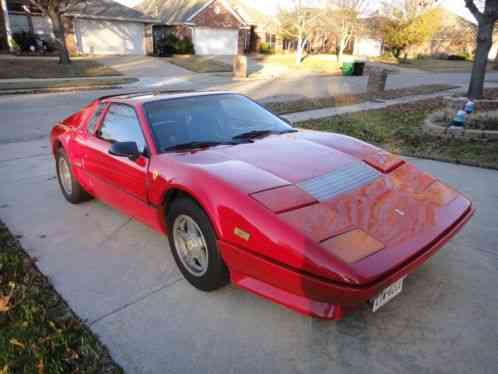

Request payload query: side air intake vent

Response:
[297,162,380,201]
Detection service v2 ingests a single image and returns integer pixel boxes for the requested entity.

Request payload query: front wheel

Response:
[167,198,229,291]
[55,148,91,204]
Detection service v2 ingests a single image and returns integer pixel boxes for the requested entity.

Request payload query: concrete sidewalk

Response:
[282,89,461,123]
[282,84,498,123]
[1,138,497,374]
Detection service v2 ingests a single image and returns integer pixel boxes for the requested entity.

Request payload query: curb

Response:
[0,84,131,96]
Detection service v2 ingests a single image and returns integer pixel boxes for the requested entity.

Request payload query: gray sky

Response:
[115,0,476,22]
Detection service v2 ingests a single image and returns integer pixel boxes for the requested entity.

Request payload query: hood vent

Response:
[297,162,380,201]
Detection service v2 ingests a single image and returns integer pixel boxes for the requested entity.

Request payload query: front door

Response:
[83,103,150,218]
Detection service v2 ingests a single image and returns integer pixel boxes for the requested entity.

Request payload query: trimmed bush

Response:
[448,54,467,61]
[259,42,274,55]
[175,38,194,55]
[156,33,194,56]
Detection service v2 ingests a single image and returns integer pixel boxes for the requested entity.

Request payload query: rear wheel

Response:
[167,197,229,291]
[55,148,91,204]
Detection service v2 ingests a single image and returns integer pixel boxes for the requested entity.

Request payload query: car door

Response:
[83,103,150,213]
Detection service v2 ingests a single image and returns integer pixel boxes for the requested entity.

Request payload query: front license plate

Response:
[371,277,405,312]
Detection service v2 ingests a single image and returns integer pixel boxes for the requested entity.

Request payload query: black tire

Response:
[167,197,229,291]
[55,148,91,204]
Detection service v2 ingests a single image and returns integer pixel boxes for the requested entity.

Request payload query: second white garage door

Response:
[193,27,238,55]
[76,19,145,55]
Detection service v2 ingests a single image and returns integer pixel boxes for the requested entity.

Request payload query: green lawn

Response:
[0,58,122,79]
[254,54,342,75]
[166,55,232,73]
[0,221,122,374]
[372,56,495,73]
[299,99,498,169]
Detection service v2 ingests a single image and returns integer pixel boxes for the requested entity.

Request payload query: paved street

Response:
[1,72,498,373]
[2,71,498,145]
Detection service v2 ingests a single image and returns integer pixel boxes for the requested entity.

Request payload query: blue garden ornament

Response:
[451,110,466,128]
[464,100,475,114]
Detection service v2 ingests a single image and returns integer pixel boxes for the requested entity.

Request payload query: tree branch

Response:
[29,0,47,15]
[465,0,484,23]
[60,0,83,14]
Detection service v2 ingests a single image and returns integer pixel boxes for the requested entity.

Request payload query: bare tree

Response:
[326,0,368,64]
[278,0,324,64]
[28,0,86,64]
[465,0,498,98]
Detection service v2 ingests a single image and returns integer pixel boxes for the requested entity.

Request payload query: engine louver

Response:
[297,162,380,201]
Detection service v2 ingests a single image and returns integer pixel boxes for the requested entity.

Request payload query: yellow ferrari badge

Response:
[234,227,251,241]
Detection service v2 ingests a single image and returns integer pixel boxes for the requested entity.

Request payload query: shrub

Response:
[156,33,178,56]
[448,54,467,61]
[259,42,274,55]
[175,38,194,54]
[156,33,194,56]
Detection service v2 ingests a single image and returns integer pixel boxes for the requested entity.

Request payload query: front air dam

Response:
[219,206,474,320]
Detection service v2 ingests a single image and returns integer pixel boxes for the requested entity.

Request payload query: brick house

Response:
[0,0,158,55]
[353,8,498,61]
[138,0,280,55]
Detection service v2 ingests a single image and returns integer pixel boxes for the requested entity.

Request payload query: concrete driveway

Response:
[1,92,498,373]
[96,55,193,77]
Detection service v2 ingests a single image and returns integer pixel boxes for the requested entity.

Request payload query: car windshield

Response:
[143,94,295,152]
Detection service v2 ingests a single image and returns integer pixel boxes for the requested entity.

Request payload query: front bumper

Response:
[219,206,474,320]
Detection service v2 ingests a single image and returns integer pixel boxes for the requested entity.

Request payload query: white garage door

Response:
[76,19,145,55]
[193,27,238,55]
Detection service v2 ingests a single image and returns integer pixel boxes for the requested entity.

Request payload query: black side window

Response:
[87,103,106,134]
[98,104,146,153]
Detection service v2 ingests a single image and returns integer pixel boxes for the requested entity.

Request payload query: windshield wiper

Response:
[232,129,297,140]
[162,141,234,152]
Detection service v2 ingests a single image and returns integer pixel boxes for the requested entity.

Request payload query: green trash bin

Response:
[341,62,354,76]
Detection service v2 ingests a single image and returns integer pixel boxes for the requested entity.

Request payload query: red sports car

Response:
[50,91,474,319]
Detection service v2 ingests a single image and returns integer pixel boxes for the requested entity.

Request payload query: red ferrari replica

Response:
[50,91,473,319]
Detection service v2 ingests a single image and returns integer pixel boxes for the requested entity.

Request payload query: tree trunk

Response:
[468,21,494,99]
[296,34,304,64]
[494,47,498,70]
[47,6,71,65]
[338,41,344,64]
[392,48,402,61]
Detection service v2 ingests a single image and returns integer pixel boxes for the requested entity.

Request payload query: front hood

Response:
[167,132,365,193]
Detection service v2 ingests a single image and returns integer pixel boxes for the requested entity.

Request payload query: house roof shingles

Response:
[67,0,157,23]
[137,0,275,27]
[137,0,207,24]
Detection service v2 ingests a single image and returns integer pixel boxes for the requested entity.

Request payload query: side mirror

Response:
[109,141,140,161]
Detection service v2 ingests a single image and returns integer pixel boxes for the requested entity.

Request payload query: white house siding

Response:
[354,37,383,57]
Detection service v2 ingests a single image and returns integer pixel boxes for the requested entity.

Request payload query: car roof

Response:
[100,90,236,105]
